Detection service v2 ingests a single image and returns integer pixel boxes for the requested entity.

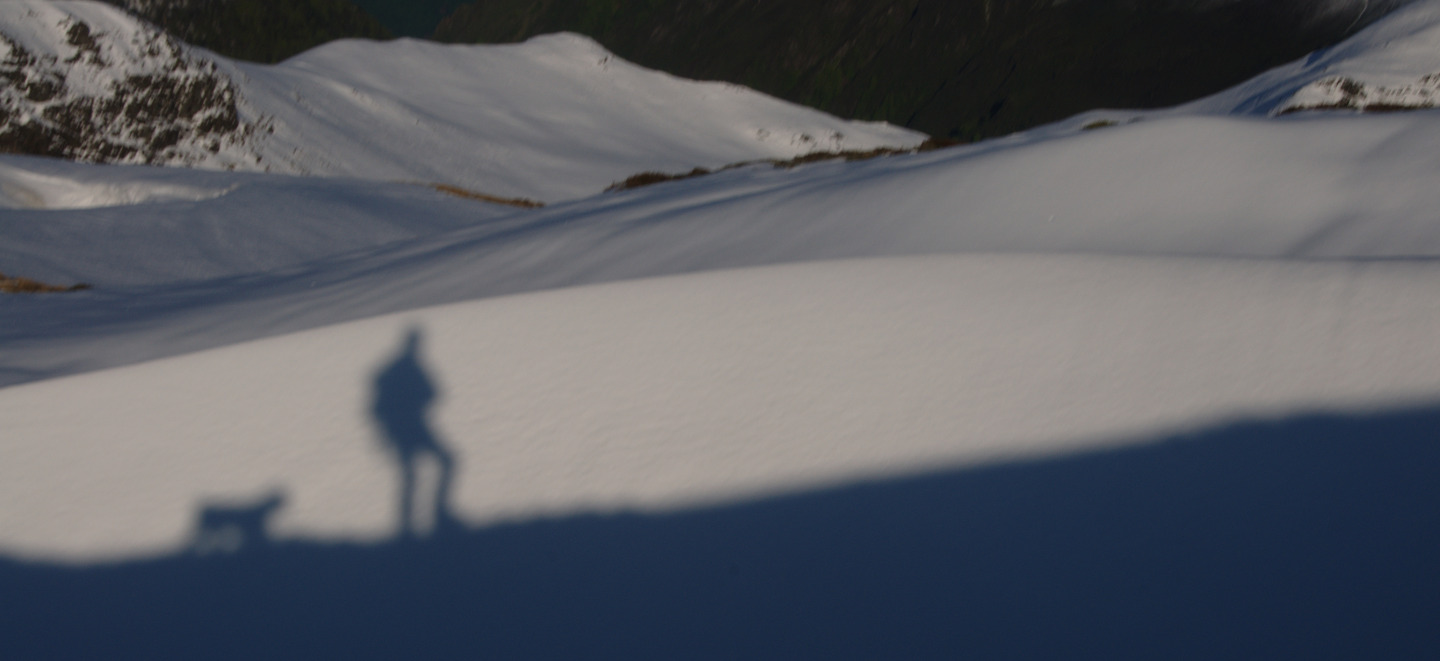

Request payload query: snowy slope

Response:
[1180,0,1440,114]
[8,108,1440,386]
[6,254,1440,561]
[9,3,1440,389]
[228,33,925,201]
[0,1,924,202]
[4,3,1440,657]
[0,154,515,286]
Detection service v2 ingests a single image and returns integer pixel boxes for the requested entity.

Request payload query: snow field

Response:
[0,155,524,287]
[2,4,1440,657]
[6,0,1440,575]
[5,254,1440,561]
[10,107,1440,392]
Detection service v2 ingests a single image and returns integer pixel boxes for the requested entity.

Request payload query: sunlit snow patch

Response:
[0,160,233,209]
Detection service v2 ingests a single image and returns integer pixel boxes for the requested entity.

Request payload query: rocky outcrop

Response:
[0,2,262,168]
[1279,73,1440,114]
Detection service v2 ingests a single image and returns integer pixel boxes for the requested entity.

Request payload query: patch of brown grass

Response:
[0,272,91,294]
[604,167,712,192]
[430,183,545,209]
[1276,101,1437,115]
[1275,101,1361,116]
[606,137,965,193]
[1360,102,1436,113]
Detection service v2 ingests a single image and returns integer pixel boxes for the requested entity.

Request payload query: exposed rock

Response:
[1279,73,1440,114]
[0,5,261,167]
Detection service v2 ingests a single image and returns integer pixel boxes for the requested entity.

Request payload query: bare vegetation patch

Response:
[606,137,961,193]
[772,137,961,169]
[0,272,91,294]
[430,183,545,208]
[604,167,712,192]
[1278,74,1440,115]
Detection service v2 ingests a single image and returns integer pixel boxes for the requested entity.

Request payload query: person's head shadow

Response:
[371,327,461,540]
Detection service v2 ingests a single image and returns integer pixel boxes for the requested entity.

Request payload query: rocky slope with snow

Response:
[0,1,923,202]
[1176,0,1440,115]
[0,2,256,168]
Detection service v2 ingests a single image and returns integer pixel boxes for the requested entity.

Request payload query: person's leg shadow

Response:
[370,328,461,540]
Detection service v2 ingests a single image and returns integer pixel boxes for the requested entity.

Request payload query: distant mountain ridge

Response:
[76,0,1419,142]
[434,0,1413,141]
[0,2,923,202]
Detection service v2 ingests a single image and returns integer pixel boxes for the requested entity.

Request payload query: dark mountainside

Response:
[83,1,1411,140]
[100,0,391,63]
[349,0,463,38]
[433,0,1399,141]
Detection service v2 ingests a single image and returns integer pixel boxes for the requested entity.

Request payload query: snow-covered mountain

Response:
[228,33,923,201]
[4,1,1440,658]
[1177,0,1440,115]
[0,1,923,202]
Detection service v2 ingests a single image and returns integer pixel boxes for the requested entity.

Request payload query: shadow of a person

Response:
[371,328,459,539]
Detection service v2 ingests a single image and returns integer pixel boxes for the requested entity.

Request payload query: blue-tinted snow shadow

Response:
[3,405,1439,659]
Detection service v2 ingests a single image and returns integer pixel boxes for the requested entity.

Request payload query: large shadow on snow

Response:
[369,328,459,539]
[3,405,1440,659]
